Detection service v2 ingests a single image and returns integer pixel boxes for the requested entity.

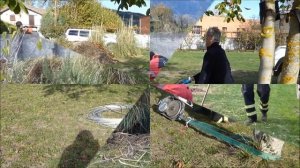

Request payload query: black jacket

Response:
[193,42,234,84]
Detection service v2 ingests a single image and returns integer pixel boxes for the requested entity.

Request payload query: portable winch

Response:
[157,95,192,120]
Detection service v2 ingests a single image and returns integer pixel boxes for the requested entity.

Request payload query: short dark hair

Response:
[150,51,155,60]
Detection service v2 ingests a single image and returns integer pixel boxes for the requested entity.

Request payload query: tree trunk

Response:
[258,0,276,84]
[278,1,300,84]
[54,0,57,26]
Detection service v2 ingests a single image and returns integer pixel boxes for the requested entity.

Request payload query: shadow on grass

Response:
[232,70,258,84]
[42,85,147,103]
[58,130,99,168]
[42,85,109,100]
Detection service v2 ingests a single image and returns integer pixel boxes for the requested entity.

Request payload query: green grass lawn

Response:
[154,50,281,84]
[112,48,149,70]
[0,84,147,167]
[150,85,300,167]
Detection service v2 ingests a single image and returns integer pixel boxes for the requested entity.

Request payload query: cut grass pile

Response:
[9,54,148,84]
[0,84,147,167]
[154,50,282,84]
[150,85,299,167]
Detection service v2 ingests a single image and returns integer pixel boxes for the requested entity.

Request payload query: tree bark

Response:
[55,0,58,26]
[278,1,300,84]
[258,0,276,84]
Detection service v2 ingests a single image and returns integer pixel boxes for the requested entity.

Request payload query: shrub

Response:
[9,55,141,84]
[89,25,106,47]
[112,26,141,59]
[40,0,123,38]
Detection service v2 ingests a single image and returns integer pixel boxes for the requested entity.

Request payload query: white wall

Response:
[180,34,238,50]
[0,9,43,30]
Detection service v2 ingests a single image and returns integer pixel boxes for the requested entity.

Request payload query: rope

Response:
[88,104,133,128]
[185,117,193,127]
[182,117,281,160]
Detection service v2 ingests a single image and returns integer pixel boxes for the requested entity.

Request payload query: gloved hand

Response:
[179,77,192,84]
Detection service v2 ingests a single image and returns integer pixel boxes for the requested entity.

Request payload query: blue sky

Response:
[207,0,260,19]
[151,0,214,19]
[100,0,150,15]
[149,0,260,20]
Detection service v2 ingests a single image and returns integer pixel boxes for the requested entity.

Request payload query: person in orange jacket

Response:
[150,51,168,81]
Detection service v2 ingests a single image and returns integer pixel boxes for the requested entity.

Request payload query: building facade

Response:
[140,16,150,34]
[0,5,45,31]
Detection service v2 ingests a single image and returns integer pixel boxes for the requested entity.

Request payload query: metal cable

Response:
[87,104,133,128]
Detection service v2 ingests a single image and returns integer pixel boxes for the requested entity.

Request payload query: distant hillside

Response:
[115,10,146,27]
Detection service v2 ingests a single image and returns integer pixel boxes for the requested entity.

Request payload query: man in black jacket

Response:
[193,27,234,84]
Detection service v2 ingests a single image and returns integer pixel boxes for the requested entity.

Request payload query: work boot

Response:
[262,112,267,122]
[244,116,257,126]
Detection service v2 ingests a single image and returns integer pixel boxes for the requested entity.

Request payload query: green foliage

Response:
[1,31,18,59]
[40,10,66,38]
[0,20,17,34]
[36,38,43,51]
[206,0,245,23]
[0,0,28,14]
[110,0,146,10]
[40,0,123,38]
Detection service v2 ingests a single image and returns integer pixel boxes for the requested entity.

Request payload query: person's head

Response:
[205,27,221,47]
[150,51,155,60]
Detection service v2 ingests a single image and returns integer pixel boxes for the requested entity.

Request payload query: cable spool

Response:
[157,96,185,120]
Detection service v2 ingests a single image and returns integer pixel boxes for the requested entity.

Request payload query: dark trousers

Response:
[241,84,270,120]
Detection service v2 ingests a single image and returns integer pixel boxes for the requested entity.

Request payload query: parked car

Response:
[65,28,116,45]
[273,45,286,76]
[65,29,91,42]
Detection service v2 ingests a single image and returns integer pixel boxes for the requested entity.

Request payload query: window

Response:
[222,27,227,32]
[68,30,78,36]
[192,26,202,34]
[79,31,90,37]
[10,15,15,21]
